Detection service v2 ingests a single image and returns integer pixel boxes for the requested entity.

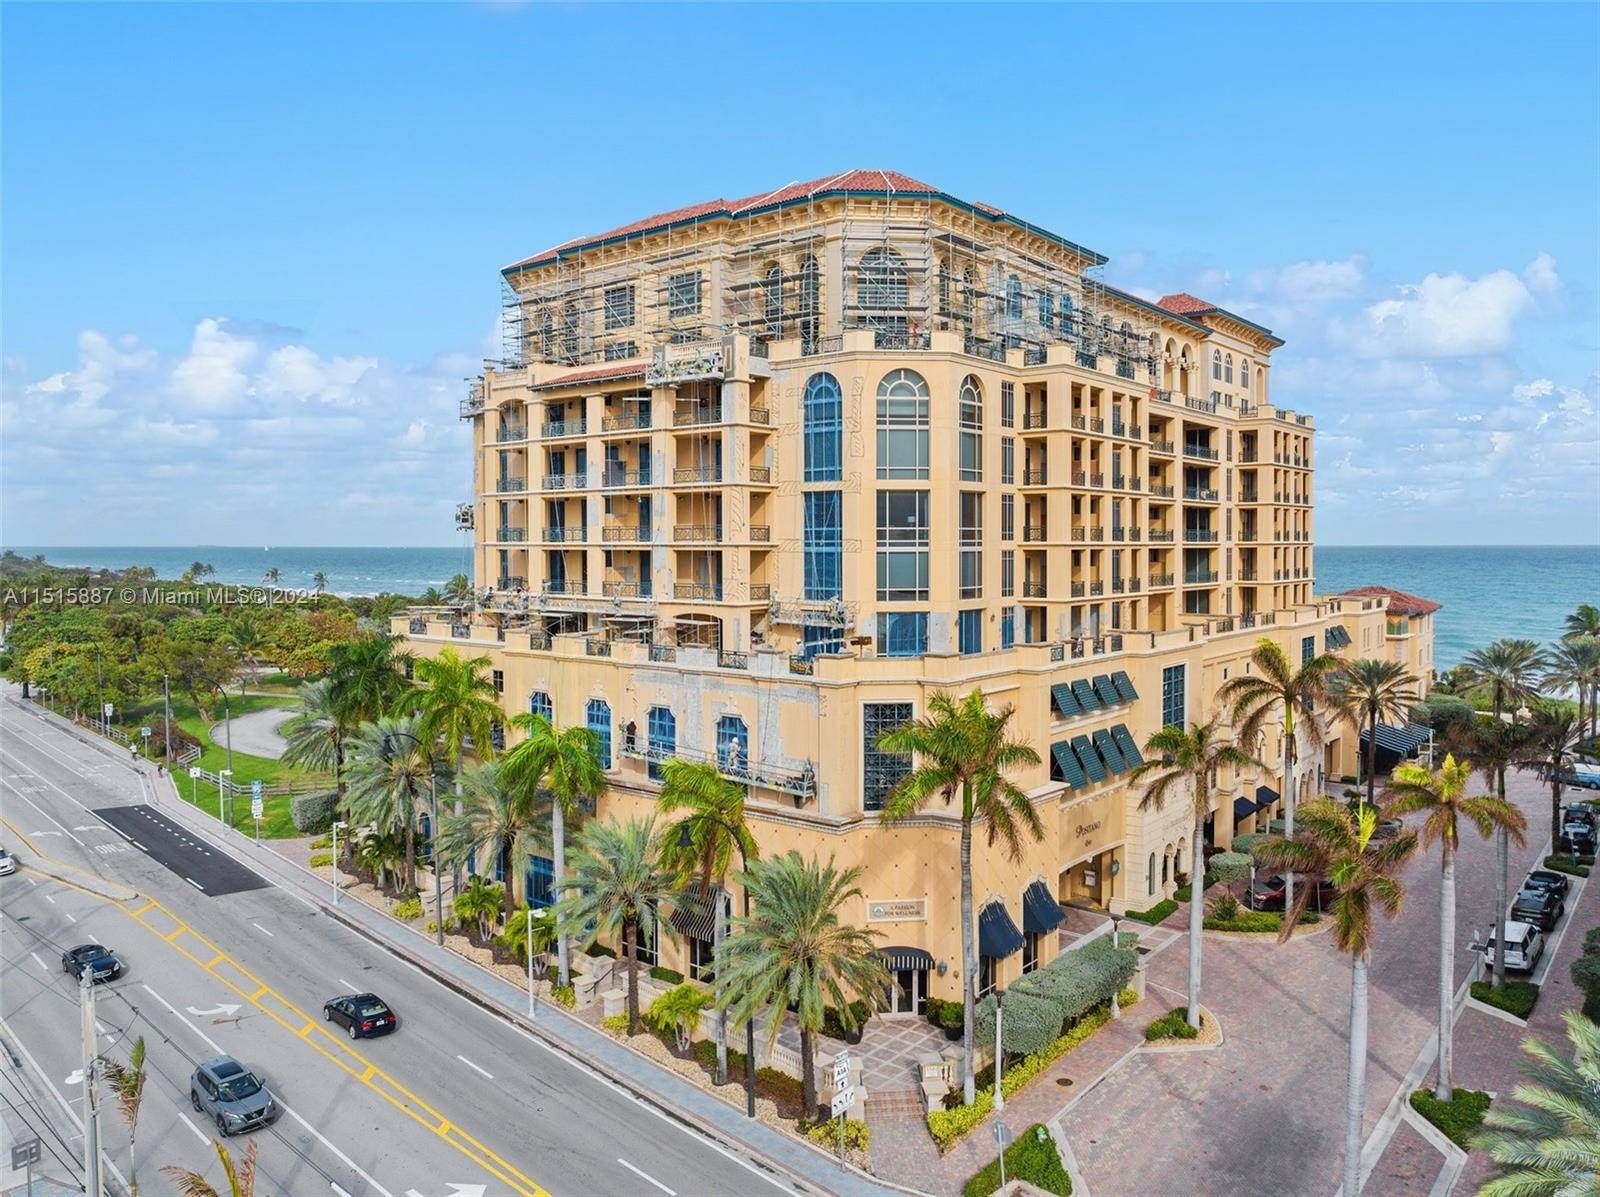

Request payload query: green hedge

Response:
[1544,854,1594,878]
[1408,1088,1491,1149]
[972,989,1062,1058]
[1572,930,1600,1022]
[290,790,340,835]
[1144,1008,1199,1042]
[1173,871,1213,903]
[804,1118,870,1152]
[393,896,423,920]
[648,965,684,985]
[1123,898,1179,925]
[821,999,874,1039]
[1204,909,1318,933]
[1470,980,1540,1020]
[962,1124,1070,1197]
[926,996,964,1031]
[308,852,332,868]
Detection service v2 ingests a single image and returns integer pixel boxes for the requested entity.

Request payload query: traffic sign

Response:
[251,779,263,798]
[10,1138,40,1169]
[993,1122,1013,1149]
[189,766,203,779]
[103,702,114,718]
[830,1087,856,1117]
[251,796,264,820]
[141,726,152,738]
[831,1049,850,1090]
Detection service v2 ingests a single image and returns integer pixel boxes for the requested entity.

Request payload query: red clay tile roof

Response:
[529,361,646,391]
[1156,293,1219,316]
[1339,586,1442,616]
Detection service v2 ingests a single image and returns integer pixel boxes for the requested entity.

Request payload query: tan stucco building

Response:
[397,170,1436,1009]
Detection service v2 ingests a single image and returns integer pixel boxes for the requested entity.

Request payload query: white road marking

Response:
[455,1054,494,1080]
[43,894,55,904]
[63,910,77,923]
[185,1004,242,1018]
[28,951,45,971]
[251,921,274,937]
[617,1158,676,1195]
[185,877,206,892]
[178,1112,210,1144]
[338,978,358,992]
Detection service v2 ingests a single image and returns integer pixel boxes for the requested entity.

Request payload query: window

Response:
[1001,549,1015,597]
[667,271,702,318]
[1000,382,1015,429]
[1000,493,1015,541]
[647,706,675,780]
[799,624,844,660]
[1001,437,1015,487]
[1224,353,1233,384]
[586,699,611,769]
[492,669,504,694]
[863,702,913,811]
[803,491,843,600]
[977,956,997,998]
[527,856,554,907]
[561,303,580,360]
[937,258,951,311]
[857,248,907,325]
[1001,608,1015,649]
[960,492,983,599]
[603,341,636,361]
[603,285,635,330]
[798,255,820,348]
[1148,853,1158,897]
[1241,361,1251,391]
[1161,664,1186,730]
[877,370,929,479]
[1005,275,1023,319]
[959,376,983,482]
[689,934,716,982]
[1039,291,1054,330]
[528,691,552,722]
[1060,292,1074,334]
[716,715,748,776]
[1303,635,1315,664]
[762,264,783,336]
[876,490,929,601]
[1022,930,1041,974]
[803,373,842,482]
[1211,349,1222,380]
[958,609,982,655]
[877,612,927,658]
[538,310,554,359]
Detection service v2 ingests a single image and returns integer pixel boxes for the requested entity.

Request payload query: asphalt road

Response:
[0,692,818,1197]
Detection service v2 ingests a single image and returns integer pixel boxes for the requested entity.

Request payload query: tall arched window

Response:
[1224,353,1233,384]
[876,369,930,480]
[716,715,749,776]
[1148,852,1158,897]
[1005,275,1023,319]
[1212,349,1222,380]
[1039,291,1055,330]
[856,248,907,326]
[1059,292,1074,338]
[797,255,819,350]
[561,302,580,361]
[538,310,554,360]
[936,258,951,312]
[803,373,842,482]
[647,706,675,781]
[586,698,612,770]
[962,266,976,322]
[528,691,553,723]
[1240,360,1251,391]
[762,263,783,337]
[958,375,983,482]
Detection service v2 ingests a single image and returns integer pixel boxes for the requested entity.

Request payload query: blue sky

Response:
[3,2,1596,546]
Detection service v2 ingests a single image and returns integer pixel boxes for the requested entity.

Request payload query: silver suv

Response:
[189,1056,277,1136]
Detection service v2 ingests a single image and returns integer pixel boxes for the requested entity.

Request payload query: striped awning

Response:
[1022,880,1065,934]
[1361,722,1432,755]
[879,945,934,972]
[978,901,1025,959]
[668,885,725,942]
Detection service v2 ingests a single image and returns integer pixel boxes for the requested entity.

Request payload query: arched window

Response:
[647,706,675,781]
[803,373,842,483]
[856,248,907,322]
[958,375,983,482]
[1211,349,1222,380]
[716,715,748,776]
[1148,852,1158,897]
[1240,360,1251,391]
[1099,314,1113,353]
[586,698,611,770]
[936,258,951,312]
[1224,353,1233,384]
[962,266,976,321]
[538,310,555,360]
[1005,275,1023,319]
[1039,291,1055,330]
[797,255,819,350]
[876,369,930,480]
[528,691,553,723]
[561,302,580,361]
[1059,291,1074,332]
[762,263,783,337]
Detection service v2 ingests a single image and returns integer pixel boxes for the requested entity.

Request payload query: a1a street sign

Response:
[830,1087,856,1118]
[103,702,114,718]
[831,1049,850,1090]
[993,1122,1013,1149]
[251,779,263,798]
[251,796,264,820]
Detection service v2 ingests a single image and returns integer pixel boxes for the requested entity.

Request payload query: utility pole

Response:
[80,971,103,1197]
[95,652,106,735]
[163,672,172,769]
[223,692,234,777]
[430,773,444,947]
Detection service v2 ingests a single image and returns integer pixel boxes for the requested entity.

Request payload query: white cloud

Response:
[1522,251,1561,298]
[169,317,258,411]
[25,329,156,406]
[400,419,429,447]
[1336,267,1535,358]
[1250,256,1367,303]
[256,345,376,407]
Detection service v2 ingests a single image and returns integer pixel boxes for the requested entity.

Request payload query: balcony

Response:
[495,425,528,443]
[1184,530,1219,543]
[648,644,677,662]
[601,412,652,433]
[1110,420,1127,437]
[1070,581,1086,598]
[673,406,723,428]
[749,525,771,543]
[1023,347,1048,366]
[618,735,816,800]
[461,381,485,419]
[1148,529,1175,542]
[1155,390,1183,406]
[1238,531,1258,543]
[541,473,587,490]
[602,524,649,543]
[541,526,587,543]
[1240,489,1261,503]
[1022,468,1048,485]
[1111,526,1141,542]
[750,583,771,601]
[750,466,773,484]
[1075,349,1097,369]
[1239,451,1259,464]
[1183,487,1219,502]
[1023,410,1048,430]
[543,580,587,596]
[673,524,723,543]
[1183,444,1220,461]
[601,468,651,488]
[1024,580,1047,598]
[541,418,586,438]
[1185,395,1219,414]
[493,527,527,542]
[750,406,772,425]
[1149,572,1175,588]
[1239,569,1258,581]
[495,476,528,493]
[1149,484,1175,499]
[874,330,931,351]
[585,639,612,657]
[1088,581,1105,596]
[718,651,750,670]
[802,335,844,357]
[1022,524,1047,542]
[1184,571,1220,585]
[602,580,650,598]
[1111,473,1128,490]
[672,466,723,485]
[673,583,723,601]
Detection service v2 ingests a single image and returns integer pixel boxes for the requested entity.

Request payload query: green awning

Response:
[1093,728,1127,774]
[1052,741,1088,789]
[1051,683,1080,719]
[1110,670,1139,702]
[1072,734,1108,782]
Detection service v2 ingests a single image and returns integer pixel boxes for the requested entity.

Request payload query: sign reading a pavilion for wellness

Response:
[865,898,927,923]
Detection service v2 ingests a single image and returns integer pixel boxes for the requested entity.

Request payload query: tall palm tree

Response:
[1542,634,1600,744]
[502,715,605,988]
[554,817,677,1035]
[659,758,758,1085]
[444,573,472,605]
[421,586,444,605]
[1385,755,1525,1101]
[1561,602,1600,640]
[162,1139,256,1197]
[1129,720,1257,1028]
[1473,1010,1600,1197]
[716,852,886,1119]
[311,571,328,595]
[281,679,347,816]
[1258,799,1418,1197]
[262,567,282,587]
[227,613,266,690]
[1328,658,1421,810]
[1461,638,1545,720]
[876,690,1042,1106]
[438,760,539,921]
[327,634,413,730]
[98,1036,147,1194]
[1518,704,1585,850]
[344,715,440,893]
[1219,636,1341,915]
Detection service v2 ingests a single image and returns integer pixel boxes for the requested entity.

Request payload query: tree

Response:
[876,690,1042,1106]
[502,715,605,988]
[1473,1010,1600,1197]
[715,852,886,1119]
[658,758,758,1085]
[326,634,412,730]
[1561,602,1600,640]
[499,902,556,974]
[162,1139,256,1197]
[1219,636,1340,917]
[1385,755,1525,1100]
[99,1036,147,1194]
[352,828,406,890]
[262,568,282,587]
[1258,799,1418,1197]
[444,574,472,604]
[554,817,677,1035]
[1128,720,1257,1027]
[1327,658,1421,810]
[1461,638,1545,721]
[1517,704,1585,850]
[1543,634,1600,744]
[437,759,540,920]
[412,646,501,903]
[312,571,328,595]
[344,715,440,893]
[452,874,506,941]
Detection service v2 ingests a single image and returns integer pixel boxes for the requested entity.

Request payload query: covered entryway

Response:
[877,946,933,1017]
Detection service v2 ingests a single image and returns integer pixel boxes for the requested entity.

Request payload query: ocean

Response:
[9,543,1598,670]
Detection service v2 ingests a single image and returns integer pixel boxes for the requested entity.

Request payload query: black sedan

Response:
[1523,869,1571,900]
[1510,886,1564,932]
[62,944,123,983]
[322,993,398,1040]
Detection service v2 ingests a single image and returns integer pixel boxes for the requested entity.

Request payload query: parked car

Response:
[1480,921,1544,974]
[1510,886,1565,931]
[1554,764,1600,790]
[1559,824,1597,857]
[322,993,398,1039]
[1248,874,1337,912]
[1561,804,1598,835]
[0,845,15,876]
[1370,817,1404,840]
[61,944,123,982]
[190,1056,277,1136]
[1523,869,1571,900]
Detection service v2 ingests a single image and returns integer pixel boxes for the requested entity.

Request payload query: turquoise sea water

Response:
[9,543,1598,669]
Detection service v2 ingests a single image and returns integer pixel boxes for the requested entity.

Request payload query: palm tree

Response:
[502,715,605,988]
[876,690,1042,1106]
[412,647,501,861]
[421,586,444,606]
[1542,634,1600,744]
[1385,755,1525,1100]
[1473,1010,1600,1196]
[352,828,406,889]
[344,715,440,893]
[659,758,758,1085]
[281,679,348,819]
[227,613,267,690]
[1328,658,1421,811]
[1258,799,1418,1197]
[327,634,413,730]
[1562,602,1600,640]
[262,567,282,587]
[1461,638,1545,721]
[438,759,539,921]
[444,573,472,605]
[162,1139,256,1197]
[554,817,677,1035]
[1128,720,1257,1028]
[311,571,328,595]
[1219,636,1341,915]
[716,852,886,1119]
[98,1036,147,1194]
[452,874,506,941]
[1518,704,1585,850]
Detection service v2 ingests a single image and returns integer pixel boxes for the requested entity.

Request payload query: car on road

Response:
[1554,764,1600,791]
[1510,885,1564,931]
[0,845,15,876]
[190,1056,277,1136]
[323,992,398,1039]
[61,944,123,982]
[1523,869,1571,900]
[1248,874,1337,912]
[1480,921,1544,974]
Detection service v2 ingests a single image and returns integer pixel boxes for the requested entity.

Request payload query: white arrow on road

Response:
[186,1004,242,1018]
[66,1068,84,1086]
[73,825,102,832]
[405,1187,487,1197]
[32,830,63,837]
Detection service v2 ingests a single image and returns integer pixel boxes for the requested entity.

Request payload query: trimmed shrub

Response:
[1206,892,1241,921]
[1116,987,1140,1008]
[1010,937,1138,1030]
[1124,898,1179,925]
[308,852,333,868]
[1208,852,1253,890]
[648,965,684,985]
[1204,908,1317,932]
[393,896,423,920]
[1231,833,1270,859]
[643,983,712,1050]
[821,999,874,1040]
[1470,980,1540,1020]
[963,1124,1070,1197]
[600,1013,630,1035]
[804,1118,870,1153]
[1145,1008,1199,1042]
[1408,1088,1490,1149]
[689,1040,804,1112]
[1571,940,1600,1022]
[973,988,1063,1058]
[290,789,340,835]
[1173,870,1213,903]
[1413,694,1475,730]
[1543,855,1592,878]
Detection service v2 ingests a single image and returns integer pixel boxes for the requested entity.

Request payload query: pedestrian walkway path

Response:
[208,704,295,759]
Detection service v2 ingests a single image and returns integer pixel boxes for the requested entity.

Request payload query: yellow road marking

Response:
[0,815,42,856]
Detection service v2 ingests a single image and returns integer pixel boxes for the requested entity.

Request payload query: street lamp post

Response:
[527,905,536,1020]
[95,651,105,736]
[993,985,1006,1112]
[331,821,347,906]
[223,692,234,778]
[676,818,756,1118]
[218,768,233,825]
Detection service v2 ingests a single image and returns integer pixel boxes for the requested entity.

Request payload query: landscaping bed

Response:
[1143,1005,1220,1048]
[1123,898,1178,925]
[963,1124,1071,1197]
[1408,1087,1491,1149]
[1543,853,1594,878]
[1471,979,1540,1020]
